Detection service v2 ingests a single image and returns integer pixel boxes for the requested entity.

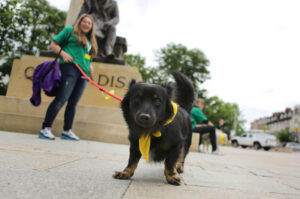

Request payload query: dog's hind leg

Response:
[176,145,185,174]
[176,126,192,173]
[164,145,182,185]
[177,128,192,174]
[113,144,141,180]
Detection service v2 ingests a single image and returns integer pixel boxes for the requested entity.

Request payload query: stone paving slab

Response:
[183,165,299,194]
[123,181,300,199]
[0,130,300,199]
[0,150,81,171]
[0,158,130,199]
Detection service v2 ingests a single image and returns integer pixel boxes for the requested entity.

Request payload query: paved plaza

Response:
[0,130,300,199]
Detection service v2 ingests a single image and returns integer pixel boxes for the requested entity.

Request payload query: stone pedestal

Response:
[0,55,141,145]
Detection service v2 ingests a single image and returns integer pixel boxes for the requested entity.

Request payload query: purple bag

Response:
[30,31,72,106]
[30,61,61,106]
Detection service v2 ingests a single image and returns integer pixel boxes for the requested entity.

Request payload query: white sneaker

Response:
[198,145,202,152]
[39,128,55,140]
[61,130,80,141]
[212,149,222,155]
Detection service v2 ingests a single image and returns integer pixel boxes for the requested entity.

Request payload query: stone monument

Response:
[66,0,127,65]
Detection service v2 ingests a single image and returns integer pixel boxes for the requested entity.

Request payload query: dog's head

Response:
[121,80,174,135]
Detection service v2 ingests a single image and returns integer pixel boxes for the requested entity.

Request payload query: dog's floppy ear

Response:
[165,98,173,121]
[129,79,136,90]
[121,79,136,123]
[165,86,174,120]
[166,85,173,99]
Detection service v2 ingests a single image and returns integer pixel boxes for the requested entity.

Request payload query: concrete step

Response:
[0,111,129,145]
[0,96,125,125]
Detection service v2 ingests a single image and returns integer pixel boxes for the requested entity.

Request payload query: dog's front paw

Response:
[113,171,132,180]
[165,173,181,186]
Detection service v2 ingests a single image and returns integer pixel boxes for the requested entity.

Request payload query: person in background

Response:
[191,98,220,154]
[39,14,98,141]
[218,118,225,130]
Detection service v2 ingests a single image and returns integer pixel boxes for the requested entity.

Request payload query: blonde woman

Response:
[39,14,98,141]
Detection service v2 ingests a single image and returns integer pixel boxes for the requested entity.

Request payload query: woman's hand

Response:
[89,64,94,80]
[208,121,214,126]
[51,41,73,63]
[90,64,94,75]
[61,51,74,63]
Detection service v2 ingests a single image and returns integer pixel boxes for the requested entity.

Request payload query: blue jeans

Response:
[42,63,87,131]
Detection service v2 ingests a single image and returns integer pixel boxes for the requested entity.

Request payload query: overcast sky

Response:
[48,0,300,129]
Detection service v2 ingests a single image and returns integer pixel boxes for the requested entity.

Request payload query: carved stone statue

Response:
[78,0,123,61]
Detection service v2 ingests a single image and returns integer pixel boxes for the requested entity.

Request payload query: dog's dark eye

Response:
[154,98,161,106]
[134,97,141,103]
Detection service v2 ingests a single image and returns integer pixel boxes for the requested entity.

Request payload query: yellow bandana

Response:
[139,101,178,162]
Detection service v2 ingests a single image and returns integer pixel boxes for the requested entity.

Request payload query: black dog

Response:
[113,71,194,185]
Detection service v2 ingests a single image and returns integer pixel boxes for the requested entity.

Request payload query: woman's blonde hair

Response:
[194,98,205,106]
[72,14,98,57]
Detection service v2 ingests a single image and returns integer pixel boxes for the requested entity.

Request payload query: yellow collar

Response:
[139,101,178,162]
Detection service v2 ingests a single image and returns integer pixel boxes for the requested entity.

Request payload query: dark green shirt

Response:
[53,26,92,76]
[191,106,208,129]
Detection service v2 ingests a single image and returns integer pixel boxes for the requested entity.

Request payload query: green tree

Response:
[155,43,210,95]
[0,0,22,95]
[18,0,66,55]
[124,43,210,92]
[0,0,66,95]
[204,96,245,138]
[123,54,158,83]
[276,128,293,143]
[0,0,22,57]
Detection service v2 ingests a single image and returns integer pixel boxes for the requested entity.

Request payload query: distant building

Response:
[250,105,300,142]
[290,105,300,135]
[250,120,259,129]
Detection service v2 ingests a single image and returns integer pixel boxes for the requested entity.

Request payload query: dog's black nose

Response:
[139,113,150,121]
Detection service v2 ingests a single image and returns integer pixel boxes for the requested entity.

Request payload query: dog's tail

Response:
[171,71,194,113]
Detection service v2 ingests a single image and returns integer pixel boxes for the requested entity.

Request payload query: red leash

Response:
[74,63,123,102]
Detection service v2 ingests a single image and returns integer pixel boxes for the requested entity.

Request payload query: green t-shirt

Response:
[53,26,92,77]
[191,106,208,129]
